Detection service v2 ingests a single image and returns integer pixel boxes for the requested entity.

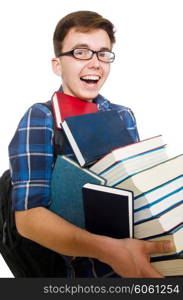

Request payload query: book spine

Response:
[62,121,86,166]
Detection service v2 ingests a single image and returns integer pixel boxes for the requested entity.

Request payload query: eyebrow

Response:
[72,44,111,51]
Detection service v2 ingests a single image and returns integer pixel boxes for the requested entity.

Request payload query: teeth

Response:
[81,75,100,81]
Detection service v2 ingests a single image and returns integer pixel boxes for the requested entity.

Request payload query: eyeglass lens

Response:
[73,48,114,62]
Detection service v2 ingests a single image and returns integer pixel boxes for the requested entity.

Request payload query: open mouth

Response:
[80,75,100,85]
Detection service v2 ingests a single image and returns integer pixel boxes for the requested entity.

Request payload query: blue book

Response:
[61,110,134,167]
[49,155,106,228]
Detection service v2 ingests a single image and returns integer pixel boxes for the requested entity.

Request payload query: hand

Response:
[100,238,173,278]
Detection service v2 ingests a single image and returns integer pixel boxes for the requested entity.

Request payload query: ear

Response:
[51,58,62,76]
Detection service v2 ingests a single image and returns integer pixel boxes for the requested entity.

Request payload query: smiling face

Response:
[52,28,112,102]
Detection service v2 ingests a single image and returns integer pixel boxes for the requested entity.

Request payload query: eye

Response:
[98,51,114,62]
[74,49,85,55]
[74,48,89,56]
[98,51,107,58]
[73,48,91,59]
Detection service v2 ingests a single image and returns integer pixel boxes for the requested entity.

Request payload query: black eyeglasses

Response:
[57,48,115,63]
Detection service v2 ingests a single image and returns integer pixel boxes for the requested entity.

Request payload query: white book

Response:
[90,135,165,174]
[99,147,168,186]
[148,225,183,258]
[134,188,183,223]
[115,155,183,197]
[151,259,183,277]
[134,203,183,239]
[134,176,183,210]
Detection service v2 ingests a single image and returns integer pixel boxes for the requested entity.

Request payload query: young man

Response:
[9,11,172,278]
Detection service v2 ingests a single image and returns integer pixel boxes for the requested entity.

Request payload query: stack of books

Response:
[91,156,183,276]
[90,151,183,276]
[50,95,183,277]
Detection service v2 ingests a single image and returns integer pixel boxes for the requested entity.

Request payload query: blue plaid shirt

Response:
[8,93,139,211]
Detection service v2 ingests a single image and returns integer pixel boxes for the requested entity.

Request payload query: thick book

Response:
[134,183,183,224]
[115,154,183,197]
[96,146,168,187]
[134,175,183,211]
[90,135,165,174]
[134,203,183,239]
[61,110,134,167]
[151,259,183,277]
[49,155,106,228]
[150,225,183,277]
[82,183,133,238]
[52,91,98,129]
[114,155,183,226]
[148,224,183,259]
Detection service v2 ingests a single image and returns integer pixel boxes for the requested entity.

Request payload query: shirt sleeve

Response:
[95,95,140,142]
[8,103,54,211]
[118,107,140,142]
[110,103,140,143]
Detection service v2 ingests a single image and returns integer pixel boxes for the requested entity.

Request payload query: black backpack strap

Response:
[38,101,67,158]
[0,170,11,240]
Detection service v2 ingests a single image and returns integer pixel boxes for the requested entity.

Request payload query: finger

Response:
[145,240,173,254]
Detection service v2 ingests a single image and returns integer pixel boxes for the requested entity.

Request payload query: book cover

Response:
[49,155,106,228]
[52,92,98,129]
[90,134,166,174]
[61,110,134,167]
[82,183,133,239]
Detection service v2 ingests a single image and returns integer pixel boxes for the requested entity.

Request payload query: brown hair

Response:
[53,11,116,57]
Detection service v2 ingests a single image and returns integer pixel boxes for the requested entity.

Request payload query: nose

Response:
[87,53,101,69]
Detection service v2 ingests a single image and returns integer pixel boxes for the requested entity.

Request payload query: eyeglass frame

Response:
[56,48,115,63]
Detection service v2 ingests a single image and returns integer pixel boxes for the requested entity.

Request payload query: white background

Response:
[0,0,183,277]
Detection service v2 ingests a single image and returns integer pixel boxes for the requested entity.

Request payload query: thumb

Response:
[145,240,173,254]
